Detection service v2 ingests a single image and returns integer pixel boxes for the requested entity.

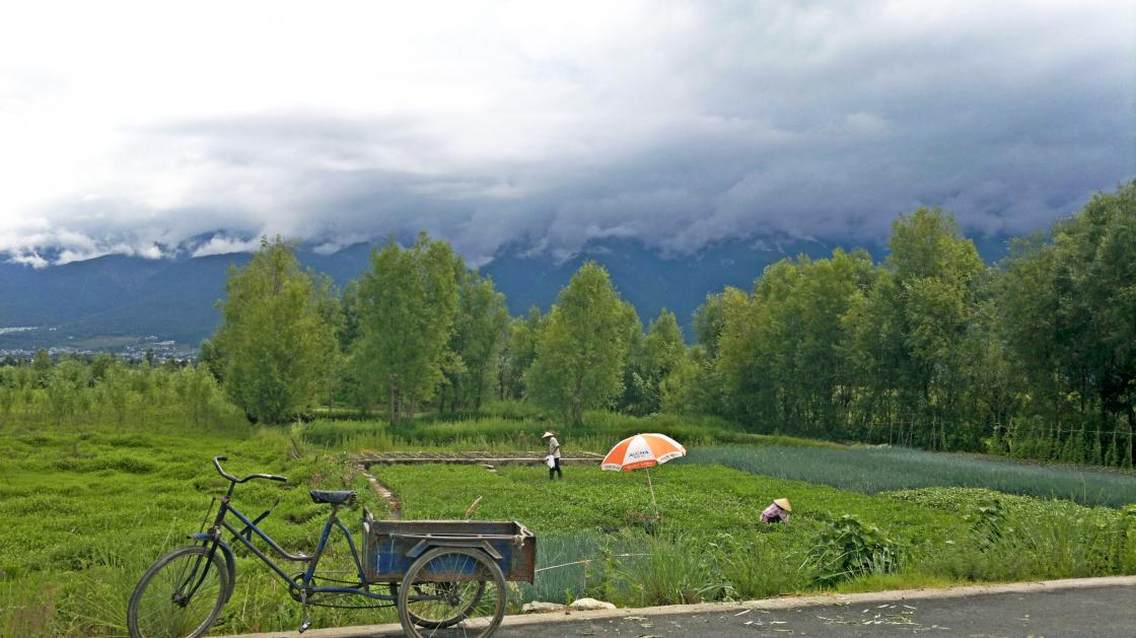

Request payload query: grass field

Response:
[686,445,1136,507]
[3,410,1136,636]
[0,426,394,637]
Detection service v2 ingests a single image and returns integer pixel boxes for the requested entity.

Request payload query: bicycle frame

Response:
[194,481,393,605]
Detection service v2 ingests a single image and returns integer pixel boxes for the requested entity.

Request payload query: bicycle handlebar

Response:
[213,456,287,484]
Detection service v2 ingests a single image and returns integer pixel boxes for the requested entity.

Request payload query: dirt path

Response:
[356,465,401,519]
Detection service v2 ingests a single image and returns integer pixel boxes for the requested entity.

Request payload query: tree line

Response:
[199,181,1136,466]
[667,182,1136,466]
[199,233,687,427]
[4,182,1130,467]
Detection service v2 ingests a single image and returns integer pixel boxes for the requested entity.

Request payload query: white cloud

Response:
[0,0,1132,264]
[190,236,261,258]
[6,251,48,268]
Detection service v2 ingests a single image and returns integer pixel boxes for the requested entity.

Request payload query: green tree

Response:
[0,365,17,420]
[711,249,877,435]
[44,358,90,426]
[527,262,637,425]
[439,270,509,412]
[661,345,721,415]
[174,365,227,428]
[693,293,727,359]
[351,233,460,423]
[212,237,338,423]
[498,307,543,400]
[32,349,51,388]
[620,309,685,415]
[100,361,134,425]
[997,182,1136,461]
[844,209,983,447]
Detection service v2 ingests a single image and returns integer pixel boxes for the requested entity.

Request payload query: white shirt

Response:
[547,436,561,458]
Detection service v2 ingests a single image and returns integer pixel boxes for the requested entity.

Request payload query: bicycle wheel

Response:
[397,547,506,638]
[392,580,487,629]
[127,545,230,638]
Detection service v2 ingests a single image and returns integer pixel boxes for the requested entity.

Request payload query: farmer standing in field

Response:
[542,431,562,480]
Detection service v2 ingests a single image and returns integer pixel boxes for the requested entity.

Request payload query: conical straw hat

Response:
[773,498,792,512]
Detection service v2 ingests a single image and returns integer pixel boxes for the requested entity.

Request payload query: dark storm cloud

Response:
[2,1,1132,264]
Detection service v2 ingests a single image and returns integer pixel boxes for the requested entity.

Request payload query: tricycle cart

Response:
[365,513,536,637]
[126,456,536,638]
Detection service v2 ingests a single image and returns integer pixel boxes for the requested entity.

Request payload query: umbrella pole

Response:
[645,467,659,520]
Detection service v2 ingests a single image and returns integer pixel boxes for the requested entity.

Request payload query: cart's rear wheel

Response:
[390,581,487,629]
[397,547,506,638]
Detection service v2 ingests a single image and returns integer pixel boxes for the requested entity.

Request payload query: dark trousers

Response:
[549,457,562,480]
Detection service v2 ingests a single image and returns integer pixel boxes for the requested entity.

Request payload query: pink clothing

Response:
[761,502,790,524]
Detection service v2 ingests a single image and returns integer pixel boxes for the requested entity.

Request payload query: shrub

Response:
[806,515,902,585]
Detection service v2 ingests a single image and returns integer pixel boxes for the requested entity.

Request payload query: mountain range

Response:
[0,233,1010,353]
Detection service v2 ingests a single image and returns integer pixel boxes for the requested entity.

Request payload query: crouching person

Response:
[761,498,791,524]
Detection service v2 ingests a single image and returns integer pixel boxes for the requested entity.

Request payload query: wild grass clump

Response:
[606,533,732,606]
[888,487,1136,582]
[687,445,1136,507]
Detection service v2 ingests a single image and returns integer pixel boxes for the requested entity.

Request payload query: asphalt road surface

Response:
[496,586,1136,637]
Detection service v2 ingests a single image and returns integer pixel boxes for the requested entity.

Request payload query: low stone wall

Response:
[359,454,601,468]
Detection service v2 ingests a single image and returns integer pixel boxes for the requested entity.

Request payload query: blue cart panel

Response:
[363,512,536,584]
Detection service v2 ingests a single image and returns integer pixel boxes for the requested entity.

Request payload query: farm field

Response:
[379,462,1136,604]
[3,414,1136,637]
[686,445,1136,507]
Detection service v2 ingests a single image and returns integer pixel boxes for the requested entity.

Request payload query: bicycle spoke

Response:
[400,548,505,638]
[129,547,227,638]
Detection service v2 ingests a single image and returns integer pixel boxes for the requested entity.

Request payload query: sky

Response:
[0,0,1132,267]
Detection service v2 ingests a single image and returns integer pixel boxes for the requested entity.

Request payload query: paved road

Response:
[497,586,1135,637]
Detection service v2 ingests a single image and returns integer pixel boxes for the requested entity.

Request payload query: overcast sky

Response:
[1,1,1132,267]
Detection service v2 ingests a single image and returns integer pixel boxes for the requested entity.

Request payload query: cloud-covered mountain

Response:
[1,2,1131,268]
[0,233,1013,353]
[0,2,1126,349]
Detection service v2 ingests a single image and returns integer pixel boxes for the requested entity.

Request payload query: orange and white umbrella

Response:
[601,433,686,519]
[601,433,687,471]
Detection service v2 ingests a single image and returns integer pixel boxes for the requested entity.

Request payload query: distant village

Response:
[0,334,194,364]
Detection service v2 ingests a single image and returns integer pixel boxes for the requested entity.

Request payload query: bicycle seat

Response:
[309,490,357,505]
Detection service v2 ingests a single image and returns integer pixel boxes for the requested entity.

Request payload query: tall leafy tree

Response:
[620,309,685,415]
[997,182,1136,463]
[716,250,875,434]
[843,209,984,447]
[693,292,727,359]
[527,262,637,425]
[352,233,459,423]
[212,237,338,423]
[660,344,721,416]
[498,307,543,400]
[439,271,509,412]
